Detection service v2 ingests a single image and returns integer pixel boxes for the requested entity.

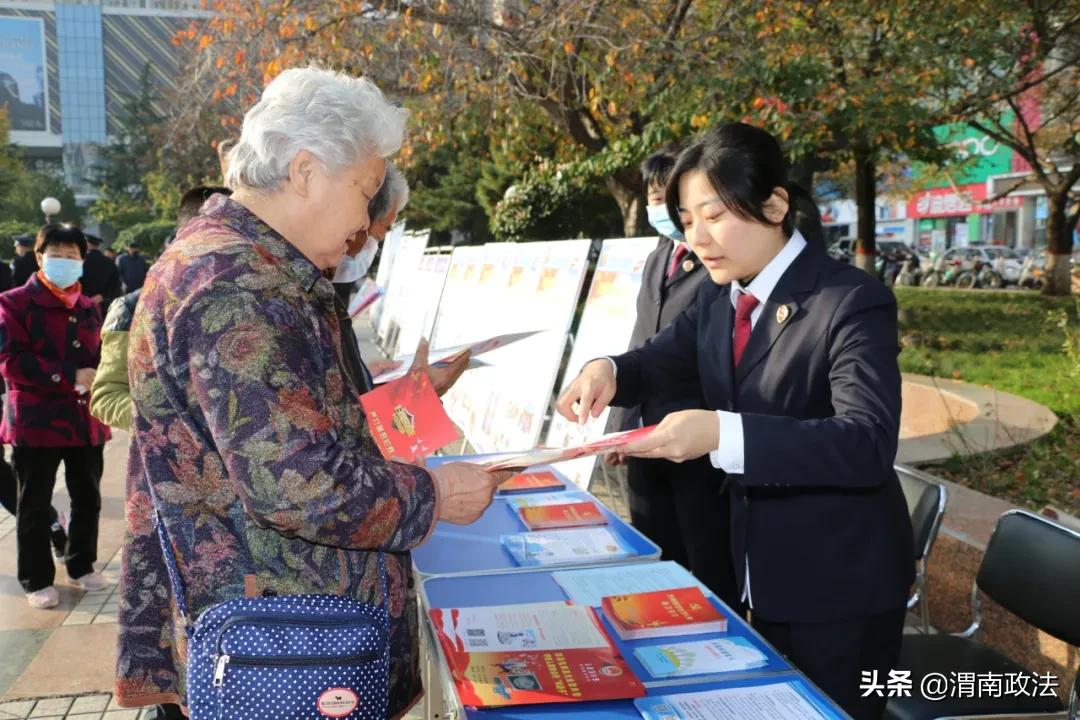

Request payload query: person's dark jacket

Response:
[117,252,149,293]
[610,242,914,623]
[607,237,708,432]
[81,248,123,311]
[12,253,38,288]
[0,261,12,293]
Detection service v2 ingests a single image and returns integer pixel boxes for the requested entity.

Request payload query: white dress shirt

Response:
[708,230,807,607]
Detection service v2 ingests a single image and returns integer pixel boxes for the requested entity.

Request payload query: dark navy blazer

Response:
[611,242,915,623]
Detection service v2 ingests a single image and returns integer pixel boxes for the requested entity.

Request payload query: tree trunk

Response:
[853,144,877,275]
[605,173,648,237]
[789,154,818,194]
[1042,191,1074,296]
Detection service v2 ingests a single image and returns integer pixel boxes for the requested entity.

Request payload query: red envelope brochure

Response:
[429,603,645,708]
[359,370,460,463]
[498,471,566,494]
[484,425,658,472]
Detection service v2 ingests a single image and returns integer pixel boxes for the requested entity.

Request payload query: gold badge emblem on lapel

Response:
[682,259,695,273]
[776,305,791,324]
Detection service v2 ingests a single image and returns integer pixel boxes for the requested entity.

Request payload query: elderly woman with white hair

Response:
[115,67,503,717]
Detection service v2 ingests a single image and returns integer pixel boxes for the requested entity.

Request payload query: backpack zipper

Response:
[212,614,382,688]
[213,650,381,687]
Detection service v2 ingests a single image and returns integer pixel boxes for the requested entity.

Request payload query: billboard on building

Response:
[0,16,48,133]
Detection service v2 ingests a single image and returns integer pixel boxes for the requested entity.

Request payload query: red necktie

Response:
[733,291,760,368]
[666,243,689,279]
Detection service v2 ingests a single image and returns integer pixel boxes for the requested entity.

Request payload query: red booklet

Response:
[429,602,645,708]
[519,501,608,530]
[499,471,566,494]
[600,586,727,641]
[359,370,460,463]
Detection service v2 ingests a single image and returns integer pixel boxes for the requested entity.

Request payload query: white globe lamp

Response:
[40,197,61,223]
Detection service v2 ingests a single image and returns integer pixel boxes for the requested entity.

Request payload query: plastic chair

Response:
[896,465,948,634]
[886,510,1080,720]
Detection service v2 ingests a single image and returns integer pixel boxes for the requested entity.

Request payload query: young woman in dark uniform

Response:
[557,123,914,720]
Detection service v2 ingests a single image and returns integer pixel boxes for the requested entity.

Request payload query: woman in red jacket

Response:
[0,224,111,608]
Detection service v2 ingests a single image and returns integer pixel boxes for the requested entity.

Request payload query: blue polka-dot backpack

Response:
[150,501,390,720]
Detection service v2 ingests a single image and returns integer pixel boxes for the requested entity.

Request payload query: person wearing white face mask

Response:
[0,224,111,609]
[331,163,471,395]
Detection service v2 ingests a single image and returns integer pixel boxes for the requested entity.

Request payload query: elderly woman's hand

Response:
[408,338,470,396]
[430,462,509,525]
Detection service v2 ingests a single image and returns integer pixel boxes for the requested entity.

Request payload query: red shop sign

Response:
[908,184,1023,218]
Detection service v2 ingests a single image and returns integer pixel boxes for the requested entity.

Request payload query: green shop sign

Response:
[918,114,1014,187]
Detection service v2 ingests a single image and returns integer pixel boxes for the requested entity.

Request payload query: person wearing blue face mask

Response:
[603,146,740,610]
[0,224,111,609]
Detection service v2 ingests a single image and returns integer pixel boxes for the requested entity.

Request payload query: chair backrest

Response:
[977,510,1080,647]
[896,466,947,561]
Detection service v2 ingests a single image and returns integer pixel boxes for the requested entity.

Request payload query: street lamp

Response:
[40,197,61,224]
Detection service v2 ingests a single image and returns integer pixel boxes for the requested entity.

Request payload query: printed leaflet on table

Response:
[502,527,632,566]
[635,680,841,720]
[634,637,768,678]
[429,602,645,707]
[498,471,566,494]
[552,561,712,608]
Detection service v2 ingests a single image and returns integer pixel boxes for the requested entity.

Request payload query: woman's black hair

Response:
[665,123,823,244]
[641,143,681,188]
[34,223,88,259]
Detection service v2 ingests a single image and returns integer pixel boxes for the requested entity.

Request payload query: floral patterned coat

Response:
[115,194,438,717]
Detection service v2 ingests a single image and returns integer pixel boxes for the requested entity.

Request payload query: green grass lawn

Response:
[894,287,1080,516]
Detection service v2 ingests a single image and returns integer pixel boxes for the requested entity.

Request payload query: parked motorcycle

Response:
[895,255,922,287]
[921,257,964,287]
[1018,254,1046,290]
[955,259,1005,290]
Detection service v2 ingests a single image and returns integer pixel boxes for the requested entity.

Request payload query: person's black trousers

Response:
[626,455,741,611]
[13,445,104,592]
[150,703,185,719]
[0,451,62,533]
[752,605,907,720]
[0,451,17,516]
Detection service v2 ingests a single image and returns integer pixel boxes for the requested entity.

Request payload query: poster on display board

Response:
[544,237,658,489]
[476,240,591,453]
[369,222,406,333]
[375,230,430,348]
[0,17,49,134]
[392,252,452,358]
[435,240,591,453]
[432,245,508,445]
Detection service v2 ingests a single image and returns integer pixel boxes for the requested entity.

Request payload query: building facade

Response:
[0,0,207,203]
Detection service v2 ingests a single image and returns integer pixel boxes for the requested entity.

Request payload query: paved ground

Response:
[0,314,1052,718]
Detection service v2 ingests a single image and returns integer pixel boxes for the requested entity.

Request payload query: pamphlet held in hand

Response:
[359,370,460,463]
[483,425,657,472]
[370,330,542,384]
